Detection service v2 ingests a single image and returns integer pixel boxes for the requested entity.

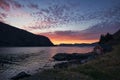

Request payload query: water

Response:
[0,46,93,80]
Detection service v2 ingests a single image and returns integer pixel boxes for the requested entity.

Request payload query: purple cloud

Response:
[83,5,120,23]
[0,12,7,22]
[0,0,10,11]
[28,3,39,9]
[0,0,22,11]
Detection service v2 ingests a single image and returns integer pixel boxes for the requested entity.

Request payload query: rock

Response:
[53,53,94,61]
[53,54,96,69]
[52,53,70,61]
[11,72,31,80]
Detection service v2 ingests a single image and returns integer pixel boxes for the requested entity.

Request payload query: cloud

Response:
[0,12,7,18]
[1,0,120,33]
[27,3,85,30]
[83,22,120,34]
[39,30,99,42]
[0,0,22,11]
[28,3,39,9]
[83,5,120,23]
[0,12,7,22]
[29,1,120,31]
[38,21,120,44]
[24,20,57,30]
[0,0,10,11]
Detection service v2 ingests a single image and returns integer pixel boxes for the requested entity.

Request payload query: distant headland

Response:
[0,22,53,47]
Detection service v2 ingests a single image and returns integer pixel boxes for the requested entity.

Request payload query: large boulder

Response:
[52,53,94,61]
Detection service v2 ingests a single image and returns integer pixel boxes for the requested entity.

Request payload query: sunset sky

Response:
[0,0,120,44]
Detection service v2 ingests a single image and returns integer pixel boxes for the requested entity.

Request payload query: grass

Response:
[21,45,120,80]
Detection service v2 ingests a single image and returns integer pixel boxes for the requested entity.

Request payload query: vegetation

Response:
[21,45,120,80]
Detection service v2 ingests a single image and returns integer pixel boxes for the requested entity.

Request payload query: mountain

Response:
[99,29,120,45]
[0,22,53,47]
[113,29,120,41]
[108,29,120,45]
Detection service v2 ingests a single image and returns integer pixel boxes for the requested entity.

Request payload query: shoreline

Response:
[0,53,69,80]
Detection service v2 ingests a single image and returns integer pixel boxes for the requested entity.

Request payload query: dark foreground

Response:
[19,45,120,80]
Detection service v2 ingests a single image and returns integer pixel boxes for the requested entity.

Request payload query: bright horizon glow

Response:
[0,0,120,44]
[51,39,99,45]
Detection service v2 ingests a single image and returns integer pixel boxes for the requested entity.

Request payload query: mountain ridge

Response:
[0,22,53,46]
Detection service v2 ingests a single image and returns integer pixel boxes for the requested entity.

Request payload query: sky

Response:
[0,0,120,44]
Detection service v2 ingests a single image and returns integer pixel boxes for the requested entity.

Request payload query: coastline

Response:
[19,45,120,80]
[0,53,69,80]
[0,44,116,80]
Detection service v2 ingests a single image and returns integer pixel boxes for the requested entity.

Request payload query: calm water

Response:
[0,46,93,80]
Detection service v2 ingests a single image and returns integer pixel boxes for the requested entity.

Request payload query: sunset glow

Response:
[50,39,99,45]
[0,0,120,44]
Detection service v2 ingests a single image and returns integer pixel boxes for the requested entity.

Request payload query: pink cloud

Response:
[26,20,57,30]
[0,0,10,11]
[0,12,7,22]
[0,0,22,11]
[39,30,99,41]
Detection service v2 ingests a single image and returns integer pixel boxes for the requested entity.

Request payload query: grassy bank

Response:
[21,45,120,80]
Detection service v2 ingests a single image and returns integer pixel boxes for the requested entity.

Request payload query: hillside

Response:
[0,22,53,46]
[99,29,120,45]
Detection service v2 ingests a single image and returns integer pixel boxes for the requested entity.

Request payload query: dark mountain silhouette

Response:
[108,29,120,45]
[99,29,120,45]
[0,22,53,47]
[113,29,120,41]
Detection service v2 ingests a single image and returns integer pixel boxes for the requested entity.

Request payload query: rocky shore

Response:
[9,52,100,80]
[0,44,113,80]
[17,45,120,80]
[52,52,95,68]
